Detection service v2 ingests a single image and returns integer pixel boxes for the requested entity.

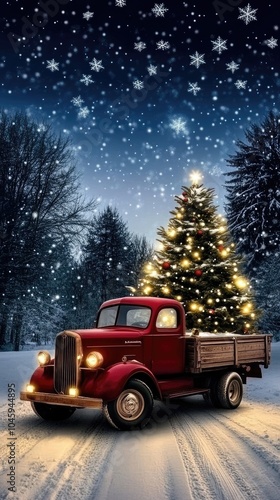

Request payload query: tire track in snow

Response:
[170,400,280,500]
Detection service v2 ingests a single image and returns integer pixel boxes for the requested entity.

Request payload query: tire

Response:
[203,378,222,408]
[103,379,154,430]
[215,372,243,409]
[31,402,76,421]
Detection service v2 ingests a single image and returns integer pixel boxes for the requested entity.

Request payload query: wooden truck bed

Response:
[184,334,272,373]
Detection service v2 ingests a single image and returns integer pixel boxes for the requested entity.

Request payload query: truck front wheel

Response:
[103,379,154,430]
[31,402,76,421]
[216,372,243,409]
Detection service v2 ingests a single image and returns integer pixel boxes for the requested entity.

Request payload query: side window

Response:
[156,308,178,329]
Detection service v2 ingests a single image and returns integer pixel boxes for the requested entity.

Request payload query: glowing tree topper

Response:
[137,173,258,333]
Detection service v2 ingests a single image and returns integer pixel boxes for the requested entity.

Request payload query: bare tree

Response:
[0,110,96,348]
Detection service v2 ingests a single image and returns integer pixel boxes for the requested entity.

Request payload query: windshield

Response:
[97,305,151,329]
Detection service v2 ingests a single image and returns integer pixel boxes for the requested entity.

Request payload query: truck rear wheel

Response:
[103,379,154,430]
[31,402,76,421]
[215,372,243,409]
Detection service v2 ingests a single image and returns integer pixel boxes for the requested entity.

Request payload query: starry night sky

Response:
[0,0,279,242]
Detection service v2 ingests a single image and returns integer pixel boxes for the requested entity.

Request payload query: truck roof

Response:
[100,296,183,309]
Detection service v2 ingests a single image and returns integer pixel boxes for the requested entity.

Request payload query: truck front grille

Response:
[54,331,82,394]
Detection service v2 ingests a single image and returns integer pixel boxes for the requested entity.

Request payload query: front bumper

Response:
[20,391,103,409]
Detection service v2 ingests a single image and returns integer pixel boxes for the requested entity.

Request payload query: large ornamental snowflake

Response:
[80,74,94,86]
[71,95,84,107]
[189,52,205,69]
[238,4,257,25]
[115,0,126,6]
[156,40,170,50]
[147,64,157,76]
[188,82,201,96]
[170,117,188,135]
[133,80,144,90]
[83,11,94,21]
[212,37,227,55]
[226,61,240,73]
[134,41,147,52]
[78,107,90,119]
[235,79,247,89]
[151,3,168,17]
[46,59,59,71]
[265,37,278,49]
[89,58,104,72]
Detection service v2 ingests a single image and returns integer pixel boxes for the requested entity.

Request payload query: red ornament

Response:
[194,269,203,277]
[162,261,171,270]
[218,245,224,252]
[209,309,215,315]
[182,191,188,202]
[197,230,203,237]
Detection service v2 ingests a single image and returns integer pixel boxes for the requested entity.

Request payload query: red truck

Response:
[20,296,272,430]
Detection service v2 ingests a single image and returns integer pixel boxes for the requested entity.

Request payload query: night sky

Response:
[0,0,279,242]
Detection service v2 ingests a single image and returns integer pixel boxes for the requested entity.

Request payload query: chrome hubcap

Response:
[116,390,145,421]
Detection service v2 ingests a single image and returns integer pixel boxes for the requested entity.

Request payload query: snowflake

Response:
[188,82,201,96]
[89,58,104,72]
[170,117,188,135]
[80,74,94,86]
[226,61,240,73]
[134,41,147,52]
[147,64,157,76]
[151,3,168,17]
[115,0,126,6]
[46,59,59,71]
[189,51,205,69]
[83,11,94,21]
[133,80,144,90]
[211,36,227,55]
[156,40,170,50]
[235,79,247,89]
[238,4,257,25]
[209,165,223,177]
[265,37,278,49]
[71,95,84,107]
[78,107,90,118]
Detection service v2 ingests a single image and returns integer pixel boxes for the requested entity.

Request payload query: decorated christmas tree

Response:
[137,172,258,333]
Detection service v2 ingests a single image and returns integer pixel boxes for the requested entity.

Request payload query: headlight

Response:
[38,350,51,366]
[85,351,104,369]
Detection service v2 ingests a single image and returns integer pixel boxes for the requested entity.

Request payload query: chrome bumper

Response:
[20,391,103,409]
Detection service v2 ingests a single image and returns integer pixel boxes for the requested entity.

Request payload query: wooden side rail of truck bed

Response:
[184,334,272,373]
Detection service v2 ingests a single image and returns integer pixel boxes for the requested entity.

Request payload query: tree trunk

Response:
[12,309,24,351]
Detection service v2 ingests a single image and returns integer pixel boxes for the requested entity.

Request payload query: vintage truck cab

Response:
[20,296,272,430]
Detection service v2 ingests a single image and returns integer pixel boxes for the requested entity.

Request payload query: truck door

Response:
[150,307,185,375]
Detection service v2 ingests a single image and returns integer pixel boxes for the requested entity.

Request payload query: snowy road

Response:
[0,345,280,500]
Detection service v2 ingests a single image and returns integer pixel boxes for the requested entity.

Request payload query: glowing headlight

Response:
[38,350,51,366]
[26,384,35,393]
[85,351,104,369]
[69,387,79,397]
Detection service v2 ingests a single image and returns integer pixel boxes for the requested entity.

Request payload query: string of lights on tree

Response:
[137,172,258,333]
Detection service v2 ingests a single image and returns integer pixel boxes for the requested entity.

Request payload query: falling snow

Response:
[189,51,206,68]
[80,75,94,86]
[151,3,169,17]
[46,59,59,72]
[211,37,228,55]
[226,61,240,73]
[238,3,258,25]
[89,58,104,72]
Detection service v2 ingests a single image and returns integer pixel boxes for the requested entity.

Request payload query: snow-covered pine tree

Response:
[137,173,257,333]
[225,111,280,274]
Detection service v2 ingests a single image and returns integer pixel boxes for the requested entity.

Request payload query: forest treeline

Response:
[1,110,280,349]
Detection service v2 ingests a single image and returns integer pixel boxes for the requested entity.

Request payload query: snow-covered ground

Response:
[0,344,280,500]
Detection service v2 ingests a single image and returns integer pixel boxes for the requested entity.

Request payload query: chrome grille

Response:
[54,331,82,394]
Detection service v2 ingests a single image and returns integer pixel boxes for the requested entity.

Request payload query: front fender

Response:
[29,365,55,393]
[81,361,161,402]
